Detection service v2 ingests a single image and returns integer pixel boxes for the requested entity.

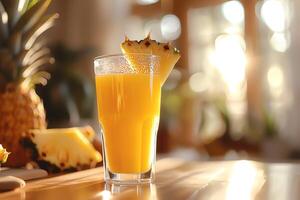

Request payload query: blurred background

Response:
[39,0,300,161]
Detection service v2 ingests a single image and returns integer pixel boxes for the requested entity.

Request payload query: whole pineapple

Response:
[0,0,57,167]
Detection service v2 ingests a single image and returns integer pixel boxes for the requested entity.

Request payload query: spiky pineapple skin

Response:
[0,84,46,167]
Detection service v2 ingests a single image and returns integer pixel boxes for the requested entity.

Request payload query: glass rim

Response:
[94,53,160,75]
[94,53,159,62]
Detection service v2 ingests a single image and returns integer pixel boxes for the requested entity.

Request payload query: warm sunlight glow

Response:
[161,14,181,41]
[222,1,244,24]
[268,65,283,89]
[212,34,246,86]
[261,0,286,32]
[226,161,259,200]
[96,190,112,200]
[227,83,246,101]
[268,65,284,97]
[209,34,247,136]
[270,32,290,52]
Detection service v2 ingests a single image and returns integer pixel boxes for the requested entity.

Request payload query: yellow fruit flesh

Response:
[121,39,180,84]
[30,129,101,169]
[0,145,9,163]
[34,126,96,142]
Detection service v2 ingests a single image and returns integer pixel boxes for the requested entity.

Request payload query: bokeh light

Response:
[160,14,181,41]
[189,72,207,93]
[267,65,284,97]
[136,0,159,5]
[222,0,244,24]
[270,32,290,52]
[261,0,286,32]
[211,34,246,86]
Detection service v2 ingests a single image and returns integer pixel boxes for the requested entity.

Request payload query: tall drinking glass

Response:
[94,54,160,184]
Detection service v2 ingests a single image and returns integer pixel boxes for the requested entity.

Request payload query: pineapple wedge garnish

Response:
[0,145,10,164]
[22,128,102,172]
[121,35,180,84]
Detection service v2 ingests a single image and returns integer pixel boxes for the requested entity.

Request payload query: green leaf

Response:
[26,0,39,11]
[1,0,20,28]
[12,0,51,34]
[23,13,58,50]
[0,2,8,41]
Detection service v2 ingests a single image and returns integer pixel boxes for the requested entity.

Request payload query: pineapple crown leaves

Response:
[0,0,58,89]
[22,70,50,88]
[23,13,58,50]
[12,0,52,34]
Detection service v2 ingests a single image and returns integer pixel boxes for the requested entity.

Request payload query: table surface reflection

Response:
[1,158,300,200]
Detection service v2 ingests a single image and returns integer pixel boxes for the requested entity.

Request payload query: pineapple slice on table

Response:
[32,126,96,142]
[0,144,10,164]
[120,35,180,84]
[22,128,102,172]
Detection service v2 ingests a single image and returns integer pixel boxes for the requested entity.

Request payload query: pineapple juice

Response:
[96,73,161,173]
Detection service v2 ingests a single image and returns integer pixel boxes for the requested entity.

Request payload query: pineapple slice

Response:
[31,126,96,142]
[79,126,96,142]
[121,35,180,84]
[0,145,10,164]
[22,128,102,172]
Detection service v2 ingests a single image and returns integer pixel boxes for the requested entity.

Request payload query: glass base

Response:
[104,182,157,199]
[105,168,154,185]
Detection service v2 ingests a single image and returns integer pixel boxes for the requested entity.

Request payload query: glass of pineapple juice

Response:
[94,54,160,184]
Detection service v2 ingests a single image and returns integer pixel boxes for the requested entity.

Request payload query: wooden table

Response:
[0,158,299,199]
